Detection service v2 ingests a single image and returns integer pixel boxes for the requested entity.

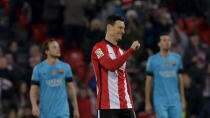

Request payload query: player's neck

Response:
[105,34,117,45]
[160,50,169,57]
[46,57,58,65]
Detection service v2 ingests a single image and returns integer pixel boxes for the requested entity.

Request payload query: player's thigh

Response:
[168,103,182,118]
[120,109,136,118]
[97,109,119,118]
[154,105,168,118]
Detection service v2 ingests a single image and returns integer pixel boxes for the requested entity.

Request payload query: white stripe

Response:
[98,110,100,118]
[123,73,132,108]
[119,48,132,108]
[107,44,120,109]
[118,48,126,71]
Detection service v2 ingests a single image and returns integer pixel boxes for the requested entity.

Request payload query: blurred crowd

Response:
[0,0,210,118]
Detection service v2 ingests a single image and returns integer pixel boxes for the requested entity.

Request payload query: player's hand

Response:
[32,105,40,116]
[73,109,80,118]
[145,103,152,113]
[182,99,186,112]
[130,41,140,50]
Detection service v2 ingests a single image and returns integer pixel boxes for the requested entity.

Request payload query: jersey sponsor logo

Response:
[95,48,104,59]
[159,70,176,78]
[46,79,63,87]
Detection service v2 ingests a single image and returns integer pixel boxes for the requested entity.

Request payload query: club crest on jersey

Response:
[60,69,65,74]
[172,61,176,66]
[51,70,57,75]
[95,48,104,59]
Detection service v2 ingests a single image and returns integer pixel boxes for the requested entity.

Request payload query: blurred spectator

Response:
[77,84,96,118]
[16,81,29,108]
[19,106,34,118]
[170,25,188,56]
[43,0,64,37]
[84,18,104,62]
[5,109,17,118]
[63,0,88,49]
[84,0,102,21]
[199,100,210,118]
[7,41,19,60]
[4,52,24,83]
[184,31,209,69]
[183,73,204,118]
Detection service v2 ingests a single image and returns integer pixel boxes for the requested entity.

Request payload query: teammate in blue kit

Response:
[145,33,186,118]
[30,39,79,118]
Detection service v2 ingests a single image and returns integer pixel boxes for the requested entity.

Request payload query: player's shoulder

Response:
[92,40,106,50]
[148,53,159,60]
[58,60,71,68]
[34,60,46,69]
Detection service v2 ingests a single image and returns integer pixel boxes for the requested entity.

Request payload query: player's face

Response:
[110,20,125,41]
[159,35,171,51]
[46,41,61,58]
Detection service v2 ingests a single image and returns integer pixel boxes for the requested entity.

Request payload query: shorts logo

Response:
[95,48,104,59]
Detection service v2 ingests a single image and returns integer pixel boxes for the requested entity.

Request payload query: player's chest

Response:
[40,67,66,79]
[107,46,124,59]
[153,59,179,71]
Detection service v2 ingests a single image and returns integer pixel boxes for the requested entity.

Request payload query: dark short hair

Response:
[158,32,170,42]
[106,14,125,26]
[41,39,58,58]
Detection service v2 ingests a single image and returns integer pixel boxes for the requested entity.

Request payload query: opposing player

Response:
[30,39,79,118]
[91,14,140,118]
[145,33,186,118]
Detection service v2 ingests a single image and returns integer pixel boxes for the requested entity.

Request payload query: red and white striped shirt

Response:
[91,40,134,109]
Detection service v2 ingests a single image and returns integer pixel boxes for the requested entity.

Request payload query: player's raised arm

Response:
[93,41,140,71]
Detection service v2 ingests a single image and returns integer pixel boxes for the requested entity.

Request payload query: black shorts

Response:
[97,109,136,118]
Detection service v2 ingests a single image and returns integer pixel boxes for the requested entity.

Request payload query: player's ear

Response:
[45,50,49,55]
[107,24,112,31]
[158,42,161,47]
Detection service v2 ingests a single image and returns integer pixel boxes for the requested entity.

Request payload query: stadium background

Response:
[0,0,210,118]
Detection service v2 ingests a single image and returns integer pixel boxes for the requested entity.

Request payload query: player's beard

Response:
[163,48,170,52]
[50,54,60,59]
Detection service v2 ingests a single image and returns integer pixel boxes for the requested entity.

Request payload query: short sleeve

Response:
[31,66,40,85]
[66,64,73,82]
[178,56,184,73]
[146,57,154,76]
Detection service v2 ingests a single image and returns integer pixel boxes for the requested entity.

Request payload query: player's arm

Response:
[145,75,153,113]
[94,41,140,71]
[67,82,79,118]
[179,73,186,111]
[30,66,40,116]
[178,56,186,111]
[145,57,153,113]
[66,65,79,118]
[30,85,40,116]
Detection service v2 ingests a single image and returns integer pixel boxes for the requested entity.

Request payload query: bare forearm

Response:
[145,76,152,104]
[68,83,79,111]
[30,86,39,107]
[179,74,185,101]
